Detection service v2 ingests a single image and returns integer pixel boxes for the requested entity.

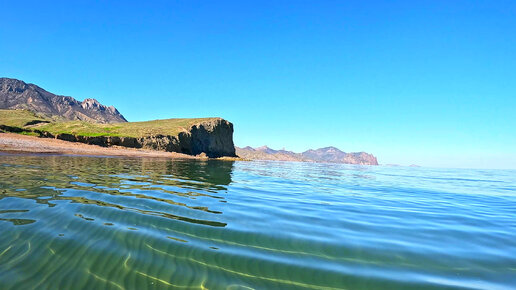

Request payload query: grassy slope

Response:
[0,109,50,127]
[0,109,219,138]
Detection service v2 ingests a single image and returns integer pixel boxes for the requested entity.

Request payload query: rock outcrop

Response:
[0,78,126,123]
[180,119,237,157]
[236,145,378,165]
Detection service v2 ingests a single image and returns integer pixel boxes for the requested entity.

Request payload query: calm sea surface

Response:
[0,154,515,289]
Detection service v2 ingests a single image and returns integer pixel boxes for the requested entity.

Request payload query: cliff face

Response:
[35,118,236,158]
[236,145,378,165]
[0,78,127,123]
[179,119,236,157]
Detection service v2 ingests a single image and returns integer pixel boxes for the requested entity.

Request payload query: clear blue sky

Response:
[1,1,515,169]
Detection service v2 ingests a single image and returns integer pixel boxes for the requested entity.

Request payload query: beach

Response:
[0,132,196,158]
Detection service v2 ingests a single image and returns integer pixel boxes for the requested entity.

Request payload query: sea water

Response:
[0,154,515,289]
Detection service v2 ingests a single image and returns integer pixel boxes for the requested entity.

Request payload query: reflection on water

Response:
[1,155,233,227]
[0,154,515,289]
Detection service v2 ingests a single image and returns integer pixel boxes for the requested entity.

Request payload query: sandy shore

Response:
[0,132,197,159]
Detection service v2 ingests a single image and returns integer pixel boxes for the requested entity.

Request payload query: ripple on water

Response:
[0,154,515,289]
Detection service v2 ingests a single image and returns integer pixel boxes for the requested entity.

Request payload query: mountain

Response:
[255,145,279,154]
[0,77,127,123]
[236,146,304,161]
[301,146,378,165]
[236,146,378,165]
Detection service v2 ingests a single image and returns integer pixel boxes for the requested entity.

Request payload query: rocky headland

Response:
[36,118,236,158]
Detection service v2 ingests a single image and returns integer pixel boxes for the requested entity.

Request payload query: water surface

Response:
[0,154,515,289]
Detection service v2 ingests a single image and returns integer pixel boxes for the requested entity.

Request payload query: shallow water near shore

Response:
[0,154,515,289]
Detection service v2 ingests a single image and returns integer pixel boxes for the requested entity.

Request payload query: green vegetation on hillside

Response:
[0,109,219,138]
[0,109,51,127]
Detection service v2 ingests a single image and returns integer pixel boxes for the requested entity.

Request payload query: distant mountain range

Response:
[236,146,378,165]
[0,77,126,123]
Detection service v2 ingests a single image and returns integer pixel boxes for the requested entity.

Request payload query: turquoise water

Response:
[0,154,515,289]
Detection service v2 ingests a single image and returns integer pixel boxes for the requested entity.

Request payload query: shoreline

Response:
[0,132,228,159]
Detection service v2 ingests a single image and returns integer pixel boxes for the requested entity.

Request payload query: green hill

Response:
[0,109,218,138]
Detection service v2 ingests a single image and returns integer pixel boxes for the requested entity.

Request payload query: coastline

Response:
[0,132,203,159]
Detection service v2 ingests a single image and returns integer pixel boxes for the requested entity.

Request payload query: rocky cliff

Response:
[236,145,378,165]
[0,78,126,123]
[112,118,236,157]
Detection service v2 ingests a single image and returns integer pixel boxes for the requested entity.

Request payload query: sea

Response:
[0,153,515,289]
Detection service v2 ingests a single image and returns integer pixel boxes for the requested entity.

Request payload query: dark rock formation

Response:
[236,145,378,165]
[0,78,127,123]
[183,119,236,157]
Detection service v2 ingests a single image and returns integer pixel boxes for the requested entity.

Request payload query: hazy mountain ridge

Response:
[236,145,378,165]
[0,77,127,123]
[236,146,306,161]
